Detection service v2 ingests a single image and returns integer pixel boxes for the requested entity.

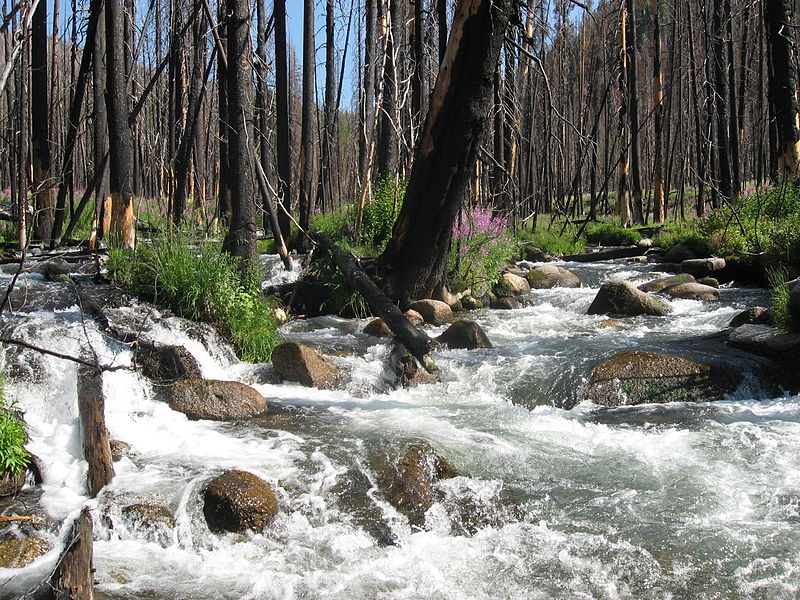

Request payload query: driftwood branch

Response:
[47,507,94,599]
[77,366,115,497]
[313,233,438,372]
[0,337,132,372]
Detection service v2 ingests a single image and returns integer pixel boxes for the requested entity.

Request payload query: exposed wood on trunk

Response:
[77,365,114,497]
[47,507,94,599]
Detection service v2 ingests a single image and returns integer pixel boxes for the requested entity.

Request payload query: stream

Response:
[1,255,799,599]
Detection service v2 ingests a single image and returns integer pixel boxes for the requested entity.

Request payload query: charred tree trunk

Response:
[380,0,514,305]
[274,0,292,241]
[77,365,114,497]
[623,0,644,224]
[765,0,800,180]
[712,0,732,203]
[216,2,230,226]
[376,0,399,178]
[322,0,339,211]
[358,0,377,186]
[651,0,665,223]
[92,4,110,242]
[297,0,316,251]
[31,0,53,242]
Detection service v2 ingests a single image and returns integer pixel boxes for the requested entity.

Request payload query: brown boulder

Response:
[168,379,266,420]
[660,282,720,301]
[271,342,340,389]
[363,318,394,338]
[403,309,425,325]
[137,345,203,384]
[526,265,581,289]
[495,272,530,296]
[638,273,695,293]
[680,257,726,278]
[203,470,279,533]
[436,320,493,350]
[584,350,739,406]
[587,280,671,317]
[407,299,453,326]
[490,297,520,310]
[122,504,176,545]
[0,536,51,568]
[388,442,460,526]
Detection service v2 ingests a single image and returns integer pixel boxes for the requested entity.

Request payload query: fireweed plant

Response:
[448,207,517,295]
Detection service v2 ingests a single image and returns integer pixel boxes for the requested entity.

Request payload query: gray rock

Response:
[660,282,720,301]
[662,242,698,262]
[490,297,520,310]
[729,306,769,328]
[728,324,800,368]
[203,470,279,533]
[137,345,203,384]
[495,272,530,296]
[587,280,671,317]
[407,299,453,326]
[168,379,267,420]
[436,320,493,350]
[638,273,696,293]
[271,342,340,389]
[525,265,581,289]
[680,257,726,278]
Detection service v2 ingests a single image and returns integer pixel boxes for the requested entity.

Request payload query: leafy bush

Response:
[515,225,585,257]
[448,207,517,295]
[584,221,642,246]
[653,221,712,256]
[767,269,796,332]
[107,230,280,362]
[0,376,29,476]
[360,175,406,250]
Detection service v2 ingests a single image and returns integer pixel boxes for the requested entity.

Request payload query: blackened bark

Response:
[376,0,399,177]
[323,0,339,211]
[216,2,230,224]
[298,0,315,251]
[358,0,377,185]
[712,0,732,201]
[624,0,644,224]
[380,0,514,306]
[274,0,292,240]
[437,0,447,64]
[92,5,110,241]
[31,0,53,242]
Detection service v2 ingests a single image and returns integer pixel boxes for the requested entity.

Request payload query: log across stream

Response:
[1,255,798,599]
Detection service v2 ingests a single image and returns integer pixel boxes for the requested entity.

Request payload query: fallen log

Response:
[562,245,649,262]
[77,365,114,497]
[313,233,438,372]
[47,507,94,599]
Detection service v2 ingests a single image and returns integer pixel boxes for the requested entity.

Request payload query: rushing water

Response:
[1,257,799,599]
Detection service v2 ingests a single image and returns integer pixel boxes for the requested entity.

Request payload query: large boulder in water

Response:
[584,350,740,406]
[0,536,51,568]
[587,280,671,317]
[137,345,203,384]
[168,379,266,420]
[407,299,453,326]
[660,282,720,301]
[729,306,770,328]
[386,442,460,526]
[363,318,394,339]
[436,320,493,350]
[271,342,340,389]
[494,272,530,296]
[203,470,279,533]
[525,265,581,289]
[680,257,726,278]
[490,297,520,310]
[638,273,695,293]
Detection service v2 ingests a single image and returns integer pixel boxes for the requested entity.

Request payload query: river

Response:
[1,256,798,599]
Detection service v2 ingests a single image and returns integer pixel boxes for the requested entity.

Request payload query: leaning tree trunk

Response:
[765,0,800,180]
[380,0,514,306]
[105,0,137,249]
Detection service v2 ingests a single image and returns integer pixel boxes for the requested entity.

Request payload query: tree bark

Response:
[380,0,514,306]
[47,507,94,599]
[623,0,644,224]
[651,0,665,223]
[274,0,292,241]
[31,0,53,243]
[297,0,316,251]
[77,365,114,497]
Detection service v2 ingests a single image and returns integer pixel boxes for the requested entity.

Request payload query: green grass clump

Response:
[515,226,585,256]
[0,377,29,476]
[767,269,796,332]
[107,231,280,362]
[584,221,642,246]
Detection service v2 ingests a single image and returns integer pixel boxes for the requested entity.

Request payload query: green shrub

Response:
[312,205,353,243]
[584,221,642,246]
[515,226,585,256]
[0,377,29,476]
[360,175,406,250]
[107,230,280,362]
[767,269,796,332]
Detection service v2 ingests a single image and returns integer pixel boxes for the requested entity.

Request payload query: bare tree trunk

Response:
[297,0,316,251]
[712,0,732,202]
[31,0,53,242]
[322,0,339,211]
[274,0,292,241]
[624,0,644,224]
[92,4,110,242]
[651,0,665,223]
[358,0,377,186]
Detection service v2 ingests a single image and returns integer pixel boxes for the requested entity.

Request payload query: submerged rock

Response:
[271,342,340,389]
[363,318,394,339]
[638,273,695,293]
[490,297,520,310]
[407,299,453,326]
[660,282,720,301]
[526,265,581,289]
[203,470,279,533]
[386,442,460,526]
[137,345,203,384]
[584,350,739,406]
[391,347,439,389]
[729,306,769,328]
[122,504,176,545]
[436,320,493,350]
[168,379,267,420]
[0,536,51,568]
[587,280,671,317]
[727,324,800,369]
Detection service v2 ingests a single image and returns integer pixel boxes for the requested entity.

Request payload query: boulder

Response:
[584,350,739,406]
[137,345,203,384]
[387,442,460,526]
[660,282,720,301]
[460,296,483,310]
[363,318,394,339]
[636,238,653,248]
[271,342,340,389]
[122,504,176,545]
[0,536,50,568]
[587,280,671,317]
[729,307,770,328]
[638,273,695,293]
[42,258,72,282]
[680,257,726,278]
[203,470,279,533]
[490,297,520,310]
[523,245,555,263]
[403,309,425,326]
[407,299,453,326]
[436,320,493,350]
[168,379,266,420]
[662,242,698,263]
[110,439,133,462]
[392,349,438,388]
[697,277,720,288]
[727,325,800,368]
[526,265,581,289]
[494,272,530,296]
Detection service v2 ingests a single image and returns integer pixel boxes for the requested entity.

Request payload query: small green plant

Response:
[107,229,280,362]
[515,226,585,257]
[359,175,406,250]
[584,221,642,246]
[0,376,29,476]
[767,269,795,332]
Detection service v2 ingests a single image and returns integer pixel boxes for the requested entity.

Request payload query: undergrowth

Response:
[107,230,280,362]
[0,375,29,476]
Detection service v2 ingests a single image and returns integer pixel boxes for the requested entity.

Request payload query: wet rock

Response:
[271,342,340,389]
[272,307,288,324]
[109,439,133,462]
[523,245,555,263]
[596,319,624,329]
[391,348,438,388]
[168,379,267,420]
[407,299,453,326]
[3,346,47,384]
[387,442,460,526]
[660,282,720,301]
[637,238,653,248]
[42,258,72,282]
[363,318,394,339]
[137,345,203,384]
[494,272,530,296]
[403,309,425,326]
[0,536,51,568]
[460,296,483,310]
[585,350,740,406]
[436,320,493,350]
[122,504,176,545]
[662,242,698,263]
[729,307,770,328]
[638,273,695,293]
[525,265,581,289]
[203,470,279,533]
[490,297,520,310]
[697,277,720,288]
[587,280,671,317]
[680,257,726,278]
[0,470,26,497]
[728,325,800,368]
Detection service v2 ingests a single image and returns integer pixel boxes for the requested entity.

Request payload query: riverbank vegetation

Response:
[0,376,29,477]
